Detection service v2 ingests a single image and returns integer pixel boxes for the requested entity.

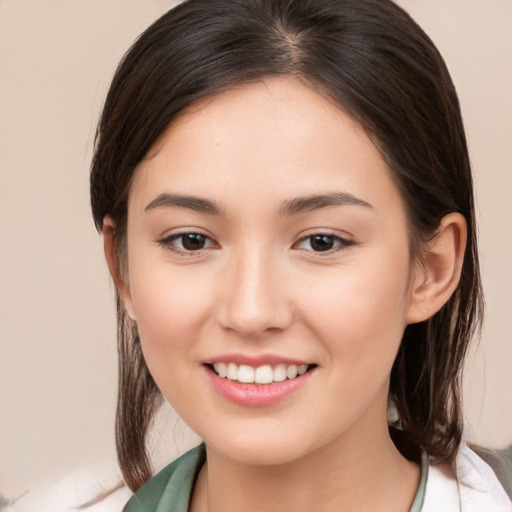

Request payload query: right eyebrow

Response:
[144,193,223,215]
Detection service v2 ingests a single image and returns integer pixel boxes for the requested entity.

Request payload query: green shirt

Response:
[123,444,428,512]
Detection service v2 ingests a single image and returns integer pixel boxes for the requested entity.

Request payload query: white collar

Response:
[422,444,511,511]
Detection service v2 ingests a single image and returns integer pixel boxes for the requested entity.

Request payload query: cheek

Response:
[126,253,215,370]
[303,248,412,366]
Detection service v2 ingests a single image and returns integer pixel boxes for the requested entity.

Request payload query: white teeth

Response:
[238,364,255,383]
[273,364,287,382]
[226,362,238,380]
[213,362,227,378]
[255,365,273,384]
[286,365,298,379]
[211,362,311,384]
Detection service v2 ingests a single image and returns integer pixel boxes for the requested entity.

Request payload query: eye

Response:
[159,231,217,253]
[296,234,353,253]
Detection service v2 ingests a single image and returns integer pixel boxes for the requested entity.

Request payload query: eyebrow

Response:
[145,193,223,215]
[144,191,372,216]
[279,192,372,215]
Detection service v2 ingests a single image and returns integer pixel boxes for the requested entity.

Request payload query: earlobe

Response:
[406,212,467,324]
[102,217,137,321]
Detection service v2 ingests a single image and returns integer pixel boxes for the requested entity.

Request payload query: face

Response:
[121,79,420,465]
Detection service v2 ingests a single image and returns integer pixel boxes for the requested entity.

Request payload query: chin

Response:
[198,423,322,467]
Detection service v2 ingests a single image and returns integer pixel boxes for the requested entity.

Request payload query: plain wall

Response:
[1,0,511,497]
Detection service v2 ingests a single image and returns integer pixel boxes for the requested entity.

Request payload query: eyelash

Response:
[158,231,354,256]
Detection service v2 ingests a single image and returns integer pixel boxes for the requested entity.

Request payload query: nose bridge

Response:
[218,241,291,336]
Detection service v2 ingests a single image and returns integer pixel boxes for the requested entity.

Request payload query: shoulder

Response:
[456,443,512,509]
[3,445,205,512]
[468,444,512,499]
[423,443,512,512]
[3,465,131,512]
[123,444,205,512]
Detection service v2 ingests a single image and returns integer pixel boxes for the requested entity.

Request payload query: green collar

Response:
[409,450,428,512]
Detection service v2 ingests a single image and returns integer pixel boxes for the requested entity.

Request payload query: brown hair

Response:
[90,0,483,491]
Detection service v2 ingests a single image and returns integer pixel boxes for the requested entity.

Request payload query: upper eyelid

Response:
[296,229,354,243]
[158,227,212,241]
[295,233,353,245]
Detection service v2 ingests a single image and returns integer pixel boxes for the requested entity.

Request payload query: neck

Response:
[190,419,420,512]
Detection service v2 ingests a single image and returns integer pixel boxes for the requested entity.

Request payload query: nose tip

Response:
[216,258,292,337]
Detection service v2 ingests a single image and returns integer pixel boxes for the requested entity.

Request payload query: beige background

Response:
[1,0,511,498]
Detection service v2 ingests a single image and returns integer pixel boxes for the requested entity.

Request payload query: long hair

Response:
[90,0,483,491]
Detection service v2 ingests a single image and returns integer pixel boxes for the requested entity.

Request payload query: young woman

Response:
[90,0,511,510]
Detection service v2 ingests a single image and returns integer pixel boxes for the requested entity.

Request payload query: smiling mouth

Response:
[207,362,316,385]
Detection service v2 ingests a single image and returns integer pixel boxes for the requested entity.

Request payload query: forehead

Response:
[130,78,405,218]
[144,79,365,170]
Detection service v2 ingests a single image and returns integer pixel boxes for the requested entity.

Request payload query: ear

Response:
[102,217,137,321]
[406,212,467,324]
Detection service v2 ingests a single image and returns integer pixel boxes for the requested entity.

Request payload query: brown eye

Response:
[295,233,353,253]
[159,231,216,253]
[181,233,207,250]
[309,235,336,252]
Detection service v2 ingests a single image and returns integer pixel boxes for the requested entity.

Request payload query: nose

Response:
[216,248,293,337]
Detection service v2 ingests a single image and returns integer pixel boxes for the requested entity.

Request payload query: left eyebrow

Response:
[280,192,372,216]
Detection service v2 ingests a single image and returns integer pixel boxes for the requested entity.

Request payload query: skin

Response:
[104,78,467,512]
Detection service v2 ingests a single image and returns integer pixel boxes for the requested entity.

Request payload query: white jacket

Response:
[423,444,511,511]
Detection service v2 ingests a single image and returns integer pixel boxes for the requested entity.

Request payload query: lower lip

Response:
[205,366,313,407]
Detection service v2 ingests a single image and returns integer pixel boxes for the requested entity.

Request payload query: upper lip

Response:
[205,353,314,367]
